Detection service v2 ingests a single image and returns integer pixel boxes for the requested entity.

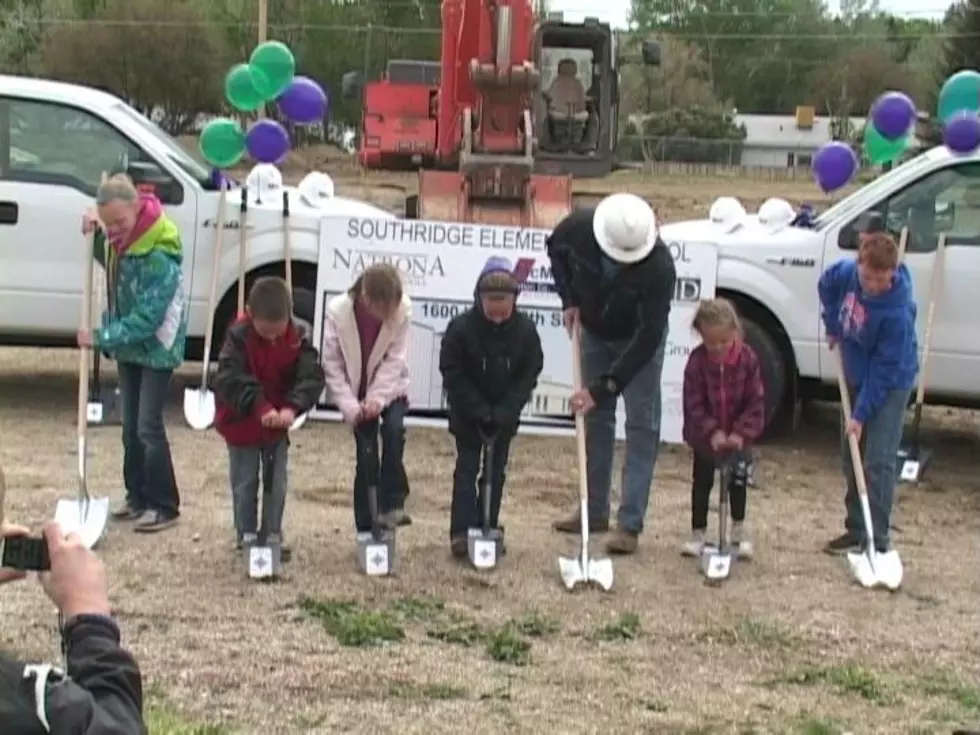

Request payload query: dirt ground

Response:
[1,343,978,734]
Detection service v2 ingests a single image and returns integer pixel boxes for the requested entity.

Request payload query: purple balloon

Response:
[245,119,290,164]
[277,76,328,125]
[812,141,858,193]
[870,91,916,141]
[942,111,980,155]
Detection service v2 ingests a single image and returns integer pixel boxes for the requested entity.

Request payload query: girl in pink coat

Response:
[321,264,413,530]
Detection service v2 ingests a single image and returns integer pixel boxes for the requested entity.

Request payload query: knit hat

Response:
[476,256,519,295]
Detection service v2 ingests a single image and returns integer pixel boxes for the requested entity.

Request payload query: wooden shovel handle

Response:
[77,232,96,440]
[237,188,249,316]
[571,322,589,505]
[833,349,871,500]
[201,186,227,377]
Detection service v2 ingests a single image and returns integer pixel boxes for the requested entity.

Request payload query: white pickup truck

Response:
[660,146,980,434]
[0,75,391,359]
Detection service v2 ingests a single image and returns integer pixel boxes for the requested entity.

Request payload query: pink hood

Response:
[109,194,164,254]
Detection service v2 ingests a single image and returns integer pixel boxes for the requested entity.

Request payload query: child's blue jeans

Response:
[841,386,911,551]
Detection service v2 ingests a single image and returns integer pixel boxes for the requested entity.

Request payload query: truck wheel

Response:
[742,317,787,433]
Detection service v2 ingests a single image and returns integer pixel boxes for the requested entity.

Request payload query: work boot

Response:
[133,510,178,534]
[606,528,638,555]
[681,529,706,557]
[823,532,862,555]
[450,535,468,559]
[552,510,609,535]
[731,522,753,560]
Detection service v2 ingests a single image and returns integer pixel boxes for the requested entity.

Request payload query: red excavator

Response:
[342,5,659,228]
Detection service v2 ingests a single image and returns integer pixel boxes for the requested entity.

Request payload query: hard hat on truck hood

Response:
[245,164,283,201]
[708,196,746,233]
[757,197,795,234]
[297,171,336,208]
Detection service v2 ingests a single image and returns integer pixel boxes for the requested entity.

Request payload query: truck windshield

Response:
[111,103,217,190]
[815,151,935,227]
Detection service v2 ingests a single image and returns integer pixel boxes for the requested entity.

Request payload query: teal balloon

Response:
[199,118,246,168]
[863,123,908,166]
[249,41,296,100]
[937,69,980,124]
[224,63,268,112]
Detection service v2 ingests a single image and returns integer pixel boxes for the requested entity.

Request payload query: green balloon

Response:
[199,118,246,168]
[249,41,296,100]
[224,63,268,112]
[863,123,908,166]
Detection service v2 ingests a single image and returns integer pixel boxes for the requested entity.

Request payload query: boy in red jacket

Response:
[213,277,325,558]
[681,298,765,559]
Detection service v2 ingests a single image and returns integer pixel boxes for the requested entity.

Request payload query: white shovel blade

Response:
[701,545,733,580]
[183,388,215,430]
[558,556,584,590]
[289,413,308,432]
[587,557,614,591]
[847,549,903,591]
[54,497,110,550]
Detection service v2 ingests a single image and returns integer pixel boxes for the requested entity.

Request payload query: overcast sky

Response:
[550,0,951,29]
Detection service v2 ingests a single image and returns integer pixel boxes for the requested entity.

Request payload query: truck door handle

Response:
[0,201,19,225]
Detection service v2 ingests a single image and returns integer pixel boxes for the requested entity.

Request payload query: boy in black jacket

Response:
[439,257,544,558]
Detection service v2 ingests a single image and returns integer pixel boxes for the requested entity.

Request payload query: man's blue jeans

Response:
[117,362,180,519]
[841,386,911,550]
[580,327,666,534]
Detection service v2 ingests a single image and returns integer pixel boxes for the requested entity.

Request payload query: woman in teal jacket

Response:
[79,174,186,533]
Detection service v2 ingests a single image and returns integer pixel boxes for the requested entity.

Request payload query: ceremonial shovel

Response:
[467,436,504,569]
[558,321,613,592]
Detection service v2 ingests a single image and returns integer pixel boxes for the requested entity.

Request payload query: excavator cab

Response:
[534,16,658,178]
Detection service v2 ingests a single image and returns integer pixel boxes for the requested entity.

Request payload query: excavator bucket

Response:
[418,169,572,229]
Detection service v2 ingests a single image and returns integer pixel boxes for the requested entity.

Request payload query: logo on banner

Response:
[512,258,557,294]
[332,248,445,288]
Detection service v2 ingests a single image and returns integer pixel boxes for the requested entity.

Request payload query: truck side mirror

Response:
[342,71,364,100]
[641,40,661,67]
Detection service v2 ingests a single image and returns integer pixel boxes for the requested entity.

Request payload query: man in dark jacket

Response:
[1,520,145,733]
[548,194,677,554]
[439,257,545,558]
[212,276,327,560]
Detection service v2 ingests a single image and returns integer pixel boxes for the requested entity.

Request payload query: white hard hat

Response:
[709,196,746,233]
[297,171,336,208]
[244,164,283,200]
[592,193,658,264]
[758,197,796,234]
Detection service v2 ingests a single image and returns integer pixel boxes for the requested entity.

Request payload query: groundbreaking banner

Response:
[311,216,717,443]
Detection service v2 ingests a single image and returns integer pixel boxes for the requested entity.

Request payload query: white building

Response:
[525,375,573,419]
[736,109,866,168]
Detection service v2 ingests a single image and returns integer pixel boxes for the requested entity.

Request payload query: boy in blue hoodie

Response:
[818,231,918,555]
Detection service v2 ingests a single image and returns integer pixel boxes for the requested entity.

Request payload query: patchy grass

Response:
[591,612,642,642]
[507,608,561,638]
[770,663,900,705]
[389,680,470,700]
[298,597,405,647]
[146,692,232,735]
[485,626,532,666]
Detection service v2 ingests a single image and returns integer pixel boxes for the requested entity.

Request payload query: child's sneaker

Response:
[732,522,753,560]
[681,530,706,557]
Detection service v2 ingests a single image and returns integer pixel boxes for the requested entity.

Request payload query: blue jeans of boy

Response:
[353,397,407,532]
[117,362,180,519]
[841,386,911,551]
[580,327,667,534]
[449,435,512,539]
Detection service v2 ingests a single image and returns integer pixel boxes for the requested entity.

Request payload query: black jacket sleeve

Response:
[211,326,265,417]
[287,325,326,413]
[439,316,492,422]
[496,317,544,423]
[589,246,676,404]
[545,210,593,310]
[0,616,145,735]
